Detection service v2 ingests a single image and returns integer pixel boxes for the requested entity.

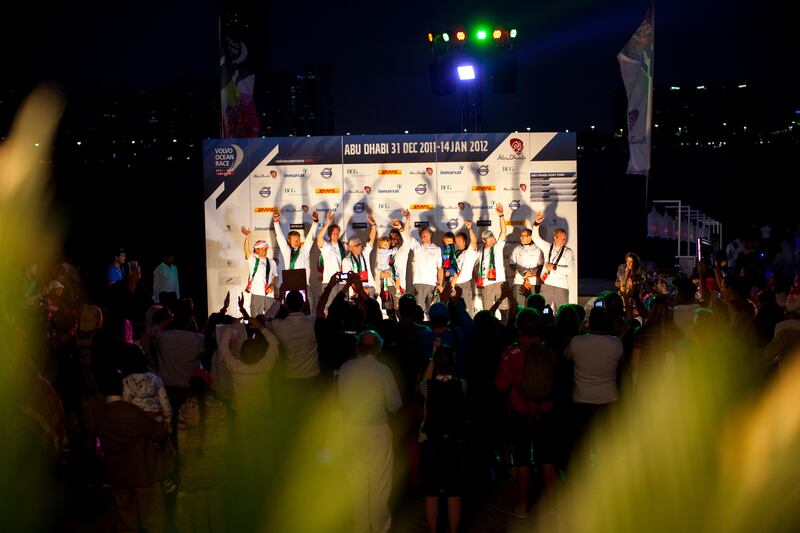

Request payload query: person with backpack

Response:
[419,339,468,533]
[495,308,558,519]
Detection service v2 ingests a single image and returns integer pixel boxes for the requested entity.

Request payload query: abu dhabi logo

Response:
[447,219,459,230]
[214,144,244,176]
[259,186,271,198]
[425,167,434,176]
[353,202,366,214]
[415,183,427,195]
[320,167,333,179]
[510,138,524,155]
[363,186,372,195]
[270,170,278,179]
[520,183,528,192]
[477,165,489,176]
[628,109,640,129]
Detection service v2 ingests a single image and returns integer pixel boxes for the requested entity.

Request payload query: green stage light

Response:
[510,28,518,38]
[477,29,487,40]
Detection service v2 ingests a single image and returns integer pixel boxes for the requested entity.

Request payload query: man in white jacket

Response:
[273,210,319,299]
[532,212,575,312]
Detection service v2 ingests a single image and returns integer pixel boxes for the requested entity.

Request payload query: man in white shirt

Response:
[510,228,544,308]
[153,254,180,305]
[272,209,319,290]
[450,220,479,315]
[316,211,349,310]
[338,330,402,533]
[477,204,508,316]
[532,212,575,313]
[240,226,279,317]
[342,214,378,298]
[403,209,444,316]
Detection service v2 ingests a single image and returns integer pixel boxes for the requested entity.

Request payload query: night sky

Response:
[5,0,795,134]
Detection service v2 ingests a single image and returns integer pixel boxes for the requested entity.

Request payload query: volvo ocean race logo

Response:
[214,144,244,176]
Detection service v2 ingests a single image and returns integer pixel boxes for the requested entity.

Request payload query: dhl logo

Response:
[315,188,341,194]
[410,204,434,210]
[378,169,402,175]
[472,185,496,191]
[253,207,279,213]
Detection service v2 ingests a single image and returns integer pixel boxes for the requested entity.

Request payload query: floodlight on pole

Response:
[457,65,476,80]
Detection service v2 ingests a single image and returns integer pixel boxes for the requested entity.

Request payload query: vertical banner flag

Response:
[219,15,260,138]
[618,6,654,175]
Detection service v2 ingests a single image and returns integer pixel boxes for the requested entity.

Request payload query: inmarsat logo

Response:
[628,109,639,129]
[415,183,427,195]
[214,144,244,176]
[259,186,271,198]
[321,167,333,179]
[509,138,524,155]
[477,165,489,176]
[447,219,459,230]
[353,202,366,214]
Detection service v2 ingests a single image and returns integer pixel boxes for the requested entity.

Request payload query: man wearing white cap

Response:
[343,214,377,298]
[477,203,508,316]
[241,226,279,317]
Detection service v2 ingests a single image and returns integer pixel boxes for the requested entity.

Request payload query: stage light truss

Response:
[428,26,517,54]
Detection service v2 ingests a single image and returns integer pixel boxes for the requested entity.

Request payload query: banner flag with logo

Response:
[617,6,654,176]
[219,14,260,138]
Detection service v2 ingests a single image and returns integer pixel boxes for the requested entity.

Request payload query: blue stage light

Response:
[457,65,476,80]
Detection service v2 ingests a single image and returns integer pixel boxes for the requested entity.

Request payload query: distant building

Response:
[264,63,334,137]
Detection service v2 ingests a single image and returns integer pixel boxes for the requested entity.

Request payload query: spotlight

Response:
[428,33,433,42]
[457,64,476,81]
[455,31,466,41]
[476,29,487,40]
[492,29,502,39]
[442,32,450,42]
[510,28,518,38]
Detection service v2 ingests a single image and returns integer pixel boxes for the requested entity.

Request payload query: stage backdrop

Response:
[203,133,577,314]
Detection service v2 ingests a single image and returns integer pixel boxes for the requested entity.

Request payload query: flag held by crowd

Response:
[618,7,654,176]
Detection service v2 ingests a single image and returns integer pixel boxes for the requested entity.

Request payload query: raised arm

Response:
[366,213,377,248]
[317,210,333,250]
[272,212,289,259]
[531,212,550,251]
[465,220,478,251]
[302,210,320,255]
[495,203,507,241]
[241,226,252,260]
